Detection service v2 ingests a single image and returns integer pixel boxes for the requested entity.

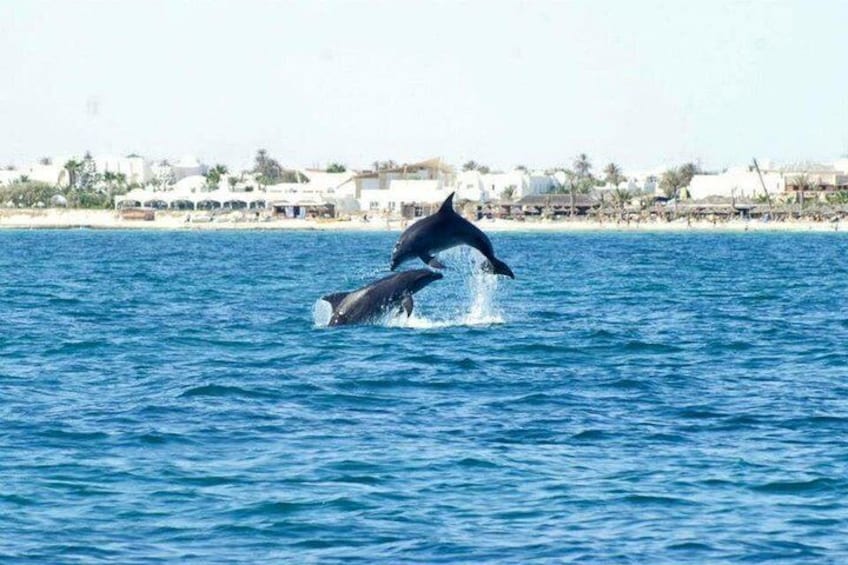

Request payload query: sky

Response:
[2,0,847,173]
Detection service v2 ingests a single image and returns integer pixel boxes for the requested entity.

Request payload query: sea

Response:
[2,229,848,563]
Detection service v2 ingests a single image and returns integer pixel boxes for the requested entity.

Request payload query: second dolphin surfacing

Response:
[389,192,515,278]
[321,269,444,326]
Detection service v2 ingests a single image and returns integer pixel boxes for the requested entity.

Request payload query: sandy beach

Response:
[0,208,844,233]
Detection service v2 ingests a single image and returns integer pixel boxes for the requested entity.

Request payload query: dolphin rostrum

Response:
[389,192,515,278]
[320,269,444,326]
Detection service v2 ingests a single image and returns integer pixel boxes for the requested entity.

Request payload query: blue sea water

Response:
[2,229,848,563]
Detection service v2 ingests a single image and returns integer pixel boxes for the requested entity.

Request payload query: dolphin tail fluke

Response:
[485,257,515,279]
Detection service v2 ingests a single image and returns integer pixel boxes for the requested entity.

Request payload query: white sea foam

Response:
[312,299,333,327]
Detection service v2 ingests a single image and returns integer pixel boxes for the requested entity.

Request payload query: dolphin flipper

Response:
[425,255,446,269]
[484,257,515,279]
[401,295,414,317]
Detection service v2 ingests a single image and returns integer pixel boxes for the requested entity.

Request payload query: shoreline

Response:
[0,209,844,233]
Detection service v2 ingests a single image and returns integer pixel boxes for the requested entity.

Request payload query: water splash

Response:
[389,247,505,328]
[312,299,333,327]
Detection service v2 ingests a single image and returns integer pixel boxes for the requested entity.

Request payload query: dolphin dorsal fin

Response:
[321,292,349,310]
[437,192,455,214]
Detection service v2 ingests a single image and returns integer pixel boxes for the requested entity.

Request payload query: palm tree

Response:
[114,172,127,195]
[205,164,229,190]
[603,162,624,189]
[63,159,83,190]
[563,169,578,217]
[660,168,684,199]
[611,186,631,218]
[573,153,592,179]
[253,149,282,185]
[102,171,117,196]
[228,176,239,191]
[679,162,700,186]
[791,173,815,212]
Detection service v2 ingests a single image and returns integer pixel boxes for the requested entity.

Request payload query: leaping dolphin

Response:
[390,192,515,278]
[321,269,444,326]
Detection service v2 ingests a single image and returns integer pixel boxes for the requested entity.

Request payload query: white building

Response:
[356,158,455,214]
[94,155,152,185]
[0,162,67,186]
[455,169,556,203]
[688,166,784,200]
[172,156,207,181]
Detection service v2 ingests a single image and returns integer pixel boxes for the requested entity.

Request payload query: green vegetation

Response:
[0,180,58,208]
[463,160,491,174]
[252,149,284,186]
[603,162,625,188]
[205,164,229,190]
[326,162,346,173]
[372,160,398,171]
[500,185,516,201]
[659,162,700,199]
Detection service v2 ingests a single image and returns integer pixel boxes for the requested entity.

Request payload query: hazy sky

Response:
[2,0,847,172]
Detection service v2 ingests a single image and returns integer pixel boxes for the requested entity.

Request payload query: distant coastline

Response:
[0,208,844,233]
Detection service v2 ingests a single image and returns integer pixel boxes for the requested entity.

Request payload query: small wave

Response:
[456,456,499,468]
[39,428,109,441]
[179,475,240,487]
[571,429,608,441]
[667,541,714,552]
[327,474,382,485]
[622,494,697,506]
[676,406,726,420]
[607,377,651,390]
[750,477,840,494]
[178,384,275,399]
[623,340,681,353]
[138,432,193,445]
[231,500,315,518]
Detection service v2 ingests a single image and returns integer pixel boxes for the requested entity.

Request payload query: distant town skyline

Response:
[2,0,847,173]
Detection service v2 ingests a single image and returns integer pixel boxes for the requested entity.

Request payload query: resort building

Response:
[356,158,455,216]
[454,169,559,204]
[686,159,848,201]
[780,160,848,195]
[171,156,207,181]
[113,167,352,218]
[0,162,67,186]
[94,155,152,185]
[688,166,784,200]
[264,169,357,215]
